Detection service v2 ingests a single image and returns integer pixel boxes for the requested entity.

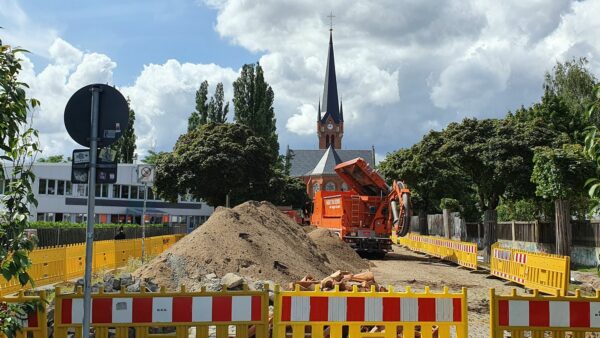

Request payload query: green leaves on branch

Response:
[0,37,40,336]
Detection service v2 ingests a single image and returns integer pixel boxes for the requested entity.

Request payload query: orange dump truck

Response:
[310,157,411,257]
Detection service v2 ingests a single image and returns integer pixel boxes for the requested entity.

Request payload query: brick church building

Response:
[287,30,375,198]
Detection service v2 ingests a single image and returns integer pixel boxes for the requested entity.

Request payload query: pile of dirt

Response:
[134,201,368,290]
[308,228,370,272]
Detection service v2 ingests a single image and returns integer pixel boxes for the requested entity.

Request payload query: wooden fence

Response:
[411,212,600,248]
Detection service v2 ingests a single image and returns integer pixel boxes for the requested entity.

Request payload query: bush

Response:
[439,198,461,212]
[497,199,539,221]
[27,221,165,229]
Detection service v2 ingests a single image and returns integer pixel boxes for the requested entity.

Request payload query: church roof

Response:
[287,148,375,177]
[309,146,342,176]
[320,31,341,124]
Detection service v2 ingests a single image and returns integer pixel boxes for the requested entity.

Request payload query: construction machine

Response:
[310,157,411,258]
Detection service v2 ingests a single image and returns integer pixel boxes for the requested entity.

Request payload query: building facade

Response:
[288,29,375,198]
[1,163,213,231]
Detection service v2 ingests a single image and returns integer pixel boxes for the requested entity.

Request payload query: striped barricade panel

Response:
[405,235,478,270]
[274,286,468,338]
[490,289,600,338]
[490,245,569,296]
[280,295,462,322]
[59,295,263,324]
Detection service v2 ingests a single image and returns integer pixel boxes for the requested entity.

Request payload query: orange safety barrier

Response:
[0,291,48,338]
[490,288,600,337]
[491,243,570,296]
[398,233,478,270]
[53,285,270,338]
[0,234,183,296]
[273,284,468,338]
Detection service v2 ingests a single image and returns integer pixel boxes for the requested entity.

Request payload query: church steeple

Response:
[317,17,343,150]
[320,30,340,124]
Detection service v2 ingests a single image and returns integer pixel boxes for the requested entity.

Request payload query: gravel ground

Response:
[371,245,529,338]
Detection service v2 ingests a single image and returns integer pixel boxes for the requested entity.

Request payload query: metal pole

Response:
[141,182,147,263]
[82,86,101,338]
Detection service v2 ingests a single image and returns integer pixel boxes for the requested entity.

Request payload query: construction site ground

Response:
[372,245,527,338]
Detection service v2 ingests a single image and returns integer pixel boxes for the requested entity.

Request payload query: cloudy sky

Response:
[2,0,600,161]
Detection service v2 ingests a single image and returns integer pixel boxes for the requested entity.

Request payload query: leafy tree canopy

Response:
[111,99,136,163]
[379,130,472,214]
[233,63,278,157]
[154,123,278,207]
[532,144,594,200]
[37,155,65,163]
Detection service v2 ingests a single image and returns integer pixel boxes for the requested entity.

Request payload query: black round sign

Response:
[64,84,129,147]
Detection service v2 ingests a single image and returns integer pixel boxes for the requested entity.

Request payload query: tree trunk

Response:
[554,199,571,256]
[483,209,497,263]
[418,210,428,235]
[443,209,451,239]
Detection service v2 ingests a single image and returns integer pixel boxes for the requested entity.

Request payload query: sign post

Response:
[81,87,101,337]
[64,84,128,338]
[137,164,155,263]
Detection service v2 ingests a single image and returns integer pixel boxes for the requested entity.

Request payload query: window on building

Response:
[76,184,87,197]
[57,180,65,195]
[325,182,336,191]
[38,179,47,194]
[65,181,72,195]
[62,213,72,222]
[46,212,55,222]
[121,185,129,199]
[131,186,139,200]
[47,179,56,195]
[341,183,349,191]
[138,186,146,200]
[148,188,155,200]
[37,213,45,221]
[313,183,320,193]
[75,213,86,223]
[112,184,120,199]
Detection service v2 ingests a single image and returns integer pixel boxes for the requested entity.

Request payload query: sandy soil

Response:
[371,245,528,338]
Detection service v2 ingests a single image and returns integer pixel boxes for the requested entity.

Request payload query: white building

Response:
[2,163,213,230]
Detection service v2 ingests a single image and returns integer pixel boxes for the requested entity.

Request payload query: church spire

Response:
[321,29,340,124]
[317,98,321,121]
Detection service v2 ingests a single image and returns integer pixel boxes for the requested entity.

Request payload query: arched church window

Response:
[341,183,349,191]
[313,183,320,193]
[331,135,335,148]
[325,135,330,147]
[325,182,336,191]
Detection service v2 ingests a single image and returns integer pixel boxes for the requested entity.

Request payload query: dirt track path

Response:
[370,245,528,337]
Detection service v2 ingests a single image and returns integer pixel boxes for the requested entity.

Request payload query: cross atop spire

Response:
[327,11,335,32]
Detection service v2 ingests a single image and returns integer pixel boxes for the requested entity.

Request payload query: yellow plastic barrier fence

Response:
[0,291,48,338]
[273,284,468,338]
[53,285,270,338]
[491,243,570,296]
[398,233,478,270]
[0,234,183,296]
[490,288,600,338]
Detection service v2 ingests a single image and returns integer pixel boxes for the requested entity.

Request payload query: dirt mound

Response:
[134,201,367,289]
[308,228,370,272]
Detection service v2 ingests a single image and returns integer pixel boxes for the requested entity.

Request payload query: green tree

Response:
[188,80,209,131]
[584,85,600,212]
[379,131,474,233]
[0,39,40,336]
[440,117,555,258]
[531,144,594,256]
[142,150,167,165]
[111,100,136,163]
[207,82,229,123]
[154,123,277,207]
[233,63,278,157]
[37,155,65,163]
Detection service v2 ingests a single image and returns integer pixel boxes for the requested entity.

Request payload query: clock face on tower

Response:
[327,123,333,130]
